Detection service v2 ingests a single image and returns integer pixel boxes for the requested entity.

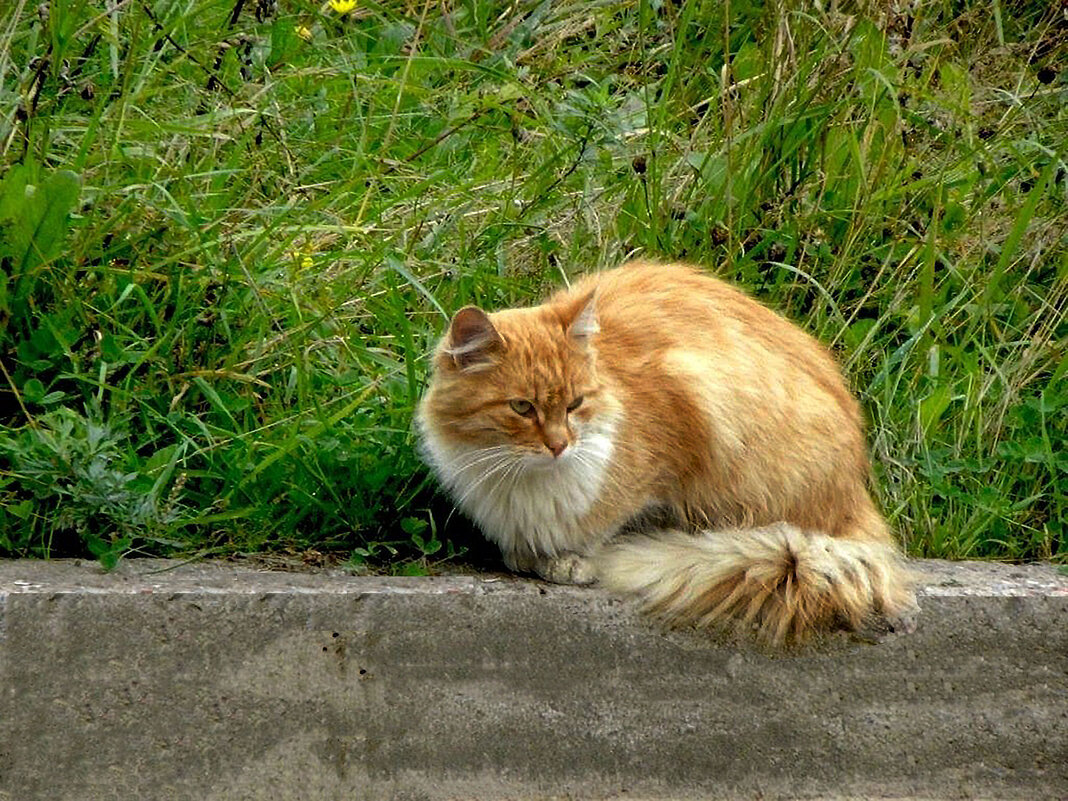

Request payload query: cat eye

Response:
[509,399,536,418]
[566,396,584,412]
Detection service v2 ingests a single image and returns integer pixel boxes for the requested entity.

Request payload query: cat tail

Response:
[596,523,916,645]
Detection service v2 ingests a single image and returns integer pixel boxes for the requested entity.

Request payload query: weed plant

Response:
[0,0,1064,569]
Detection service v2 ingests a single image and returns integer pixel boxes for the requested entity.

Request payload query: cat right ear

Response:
[445,306,503,371]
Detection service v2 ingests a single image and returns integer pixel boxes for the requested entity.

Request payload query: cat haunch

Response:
[416,261,917,644]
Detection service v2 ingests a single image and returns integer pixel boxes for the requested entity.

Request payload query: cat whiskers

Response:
[452,451,527,509]
[568,449,621,491]
[567,444,632,499]
[445,445,515,477]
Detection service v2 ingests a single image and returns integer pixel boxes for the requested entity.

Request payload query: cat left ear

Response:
[445,306,503,371]
[564,289,599,346]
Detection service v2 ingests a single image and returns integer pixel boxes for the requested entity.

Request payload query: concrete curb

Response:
[1,558,1066,800]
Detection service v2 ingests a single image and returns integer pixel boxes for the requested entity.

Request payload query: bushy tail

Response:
[596,523,916,644]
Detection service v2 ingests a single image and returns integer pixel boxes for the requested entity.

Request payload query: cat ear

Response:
[445,306,502,371]
[563,289,599,346]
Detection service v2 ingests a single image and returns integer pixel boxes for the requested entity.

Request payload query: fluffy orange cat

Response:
[417,262,916,643]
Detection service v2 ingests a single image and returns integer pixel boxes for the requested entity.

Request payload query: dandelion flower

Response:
[301,255,314,270]
[329,0,356,13]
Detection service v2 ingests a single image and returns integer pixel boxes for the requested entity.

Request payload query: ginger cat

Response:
[417,262,916,643]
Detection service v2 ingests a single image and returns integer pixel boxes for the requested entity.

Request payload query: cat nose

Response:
[545,438,568,458]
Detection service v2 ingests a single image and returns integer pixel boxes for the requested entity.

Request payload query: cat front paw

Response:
[536,552,597,586]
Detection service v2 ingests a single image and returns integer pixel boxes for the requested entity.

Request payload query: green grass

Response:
[0,0,1065,570]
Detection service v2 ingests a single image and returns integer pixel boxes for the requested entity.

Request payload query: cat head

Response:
[418,288,612,465]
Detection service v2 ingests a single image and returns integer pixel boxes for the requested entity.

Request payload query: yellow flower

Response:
[301,255,314,271]
[295,24,312,41]
[328,0,356,13]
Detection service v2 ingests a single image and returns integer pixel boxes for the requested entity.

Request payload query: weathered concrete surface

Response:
[0,558,1065,800]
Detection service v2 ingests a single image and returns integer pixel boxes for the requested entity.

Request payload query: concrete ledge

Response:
[1,558,1065,800]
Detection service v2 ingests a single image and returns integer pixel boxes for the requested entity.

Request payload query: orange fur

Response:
[416,262,916,643]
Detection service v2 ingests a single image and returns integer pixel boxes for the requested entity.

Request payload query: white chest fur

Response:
[419,415,619,559]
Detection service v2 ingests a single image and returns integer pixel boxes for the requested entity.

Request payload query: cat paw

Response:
[537,553,597,586]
